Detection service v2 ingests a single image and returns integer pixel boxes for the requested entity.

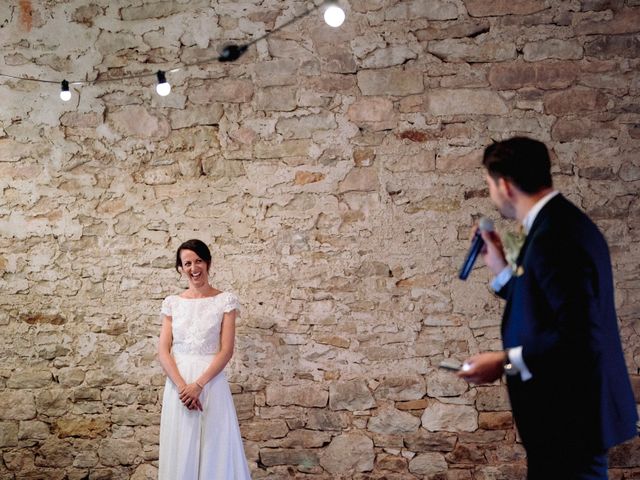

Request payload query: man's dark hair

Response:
[175,239,212,273]
[482,137,553,194]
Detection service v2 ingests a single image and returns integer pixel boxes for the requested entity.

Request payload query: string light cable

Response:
[0,0,346,101]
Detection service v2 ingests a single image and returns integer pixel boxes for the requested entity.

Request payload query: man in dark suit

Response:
[459,137,638,479]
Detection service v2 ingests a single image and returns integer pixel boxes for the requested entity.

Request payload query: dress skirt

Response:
[158,353,251,480]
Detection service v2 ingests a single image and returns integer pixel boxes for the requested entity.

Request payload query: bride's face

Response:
[179,249,210,287]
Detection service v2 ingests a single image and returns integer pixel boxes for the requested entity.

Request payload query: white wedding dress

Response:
[158,292,251,480]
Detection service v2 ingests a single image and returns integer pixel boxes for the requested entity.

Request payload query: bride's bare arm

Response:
[195,310,236,386]
[157,316,187,390]
[159,315,203,410]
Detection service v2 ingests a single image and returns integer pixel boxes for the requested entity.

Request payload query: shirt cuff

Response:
[491,266,513,292]
[508,346,533,382]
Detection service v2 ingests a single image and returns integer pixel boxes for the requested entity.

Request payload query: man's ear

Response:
[498,177,516,199]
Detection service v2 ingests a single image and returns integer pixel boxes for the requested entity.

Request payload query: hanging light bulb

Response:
[155,70,171,96]
[60,80,71,101]
[219,44,248,62]
[324,4,345,28]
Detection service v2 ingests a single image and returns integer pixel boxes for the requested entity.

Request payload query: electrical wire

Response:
[0,0,334,87]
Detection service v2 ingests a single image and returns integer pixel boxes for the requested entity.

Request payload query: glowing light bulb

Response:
[156,82,171,96]
[324,5,345,28]
[155,70,171,96]
[60,80,71,101]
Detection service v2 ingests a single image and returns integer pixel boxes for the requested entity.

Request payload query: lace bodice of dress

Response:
[161,292,240,355]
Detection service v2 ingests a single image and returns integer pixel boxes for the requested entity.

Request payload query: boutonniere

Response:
[503,229,526,271]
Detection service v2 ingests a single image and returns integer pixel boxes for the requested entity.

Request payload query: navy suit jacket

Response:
[498,194,637,453]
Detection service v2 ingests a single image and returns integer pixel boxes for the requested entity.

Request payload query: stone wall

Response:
[0,0,639,478]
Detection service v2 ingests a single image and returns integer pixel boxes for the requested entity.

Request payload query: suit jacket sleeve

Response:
[496,277,514,300]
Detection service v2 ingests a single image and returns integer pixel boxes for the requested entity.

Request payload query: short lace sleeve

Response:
[161,296,173,317]
[223,292,241,315]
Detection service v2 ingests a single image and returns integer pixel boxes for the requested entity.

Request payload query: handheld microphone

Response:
[458,217,494,280]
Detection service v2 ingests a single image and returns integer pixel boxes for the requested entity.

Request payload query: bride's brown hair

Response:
[175,239,212,273]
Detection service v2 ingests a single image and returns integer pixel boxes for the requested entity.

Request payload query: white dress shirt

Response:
[492,190,559,381]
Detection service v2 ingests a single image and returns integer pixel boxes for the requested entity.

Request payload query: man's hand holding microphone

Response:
[455,218,511,384]
[458,217,508,280]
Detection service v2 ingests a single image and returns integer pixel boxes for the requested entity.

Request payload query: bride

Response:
[157,239,251,479]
